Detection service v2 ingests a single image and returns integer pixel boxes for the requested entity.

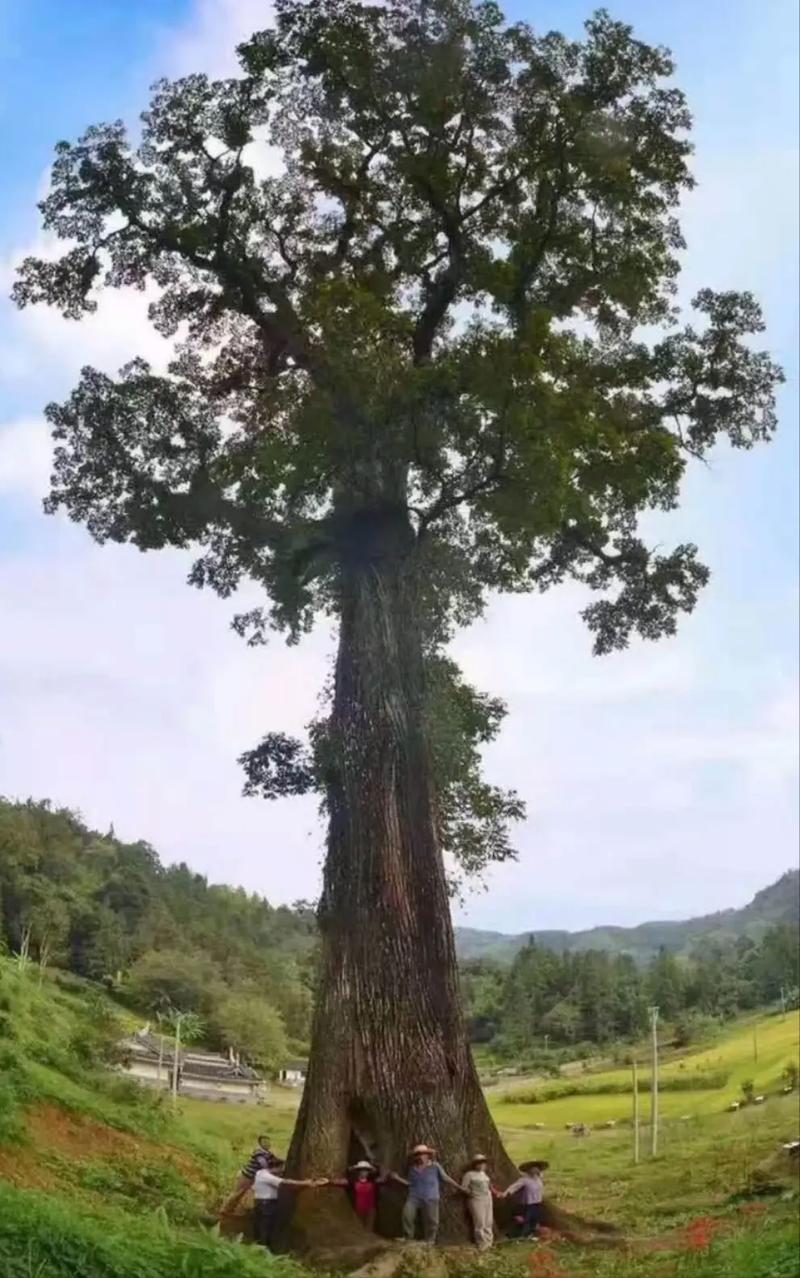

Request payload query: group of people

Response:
[221,1135,548,1252]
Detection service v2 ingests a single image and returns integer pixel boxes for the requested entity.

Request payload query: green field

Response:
[0,958,797,1277]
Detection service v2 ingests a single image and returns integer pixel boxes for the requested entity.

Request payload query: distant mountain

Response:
[455,869,800,965]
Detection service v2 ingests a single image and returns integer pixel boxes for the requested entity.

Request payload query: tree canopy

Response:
[12,4,785,1223]
[12,0,782,884]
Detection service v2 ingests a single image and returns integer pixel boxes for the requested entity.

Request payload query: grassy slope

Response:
[0,958,797,1277]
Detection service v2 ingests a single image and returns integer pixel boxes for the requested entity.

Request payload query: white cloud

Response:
[0,529,332,896]
[0,0,796,934]
[162,0,274,78]
[0,417,52,498]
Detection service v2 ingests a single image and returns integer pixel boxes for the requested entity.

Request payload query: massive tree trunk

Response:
[283,507,515,1251]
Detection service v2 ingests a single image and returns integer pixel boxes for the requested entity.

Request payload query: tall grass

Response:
[0,1184,314,1278]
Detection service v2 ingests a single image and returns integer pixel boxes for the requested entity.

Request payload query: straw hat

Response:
[471,1153,488,1164]
[411,1144,435,1156]
[349,1160,376,1172]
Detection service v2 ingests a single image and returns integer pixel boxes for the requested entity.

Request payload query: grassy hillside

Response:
[455,868,800,963]
[0,954,797,1277]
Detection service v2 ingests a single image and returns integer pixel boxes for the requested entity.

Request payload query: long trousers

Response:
[253,1199,279,1248]
[509,1202,543,1238]
[402,1196,440,1243]
[467,1194,494,1250]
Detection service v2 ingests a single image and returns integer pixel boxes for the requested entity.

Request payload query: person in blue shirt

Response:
[391,1143,463,1244]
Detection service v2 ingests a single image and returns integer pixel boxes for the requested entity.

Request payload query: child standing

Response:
[503,1160,547,1238]
[460,1154,498,1251]
[330,1160,388,1231]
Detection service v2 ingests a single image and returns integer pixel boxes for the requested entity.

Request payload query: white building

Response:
[118,1028,264,1104]
[279,1058,308,1086]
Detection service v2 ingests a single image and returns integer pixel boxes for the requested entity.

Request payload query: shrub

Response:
[782,1061,798,1090]
[672,1013,720,1048]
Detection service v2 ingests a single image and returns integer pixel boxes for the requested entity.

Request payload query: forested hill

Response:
[0,797,317,1065]
[1,797,797,1058]
[454,870,800,964]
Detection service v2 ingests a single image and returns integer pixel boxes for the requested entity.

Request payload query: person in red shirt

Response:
[330,1160,389,1231]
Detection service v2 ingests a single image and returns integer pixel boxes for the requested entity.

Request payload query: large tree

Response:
[14,0,780,1247]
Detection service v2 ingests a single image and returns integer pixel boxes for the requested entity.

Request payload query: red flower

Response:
[681,1216,721,1251]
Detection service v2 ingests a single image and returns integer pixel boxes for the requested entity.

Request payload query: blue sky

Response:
[0,0,797,933]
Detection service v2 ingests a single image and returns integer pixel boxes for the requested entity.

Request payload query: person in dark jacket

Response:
[220,1134,281,1215]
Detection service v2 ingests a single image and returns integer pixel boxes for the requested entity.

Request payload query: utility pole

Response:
[633,1059,640,1165]
[171,1014,182,1105]
[650,1006,659,1158]
[157,1035,164,1088]
[780,987,786,1021]
[543,1034,550,1053]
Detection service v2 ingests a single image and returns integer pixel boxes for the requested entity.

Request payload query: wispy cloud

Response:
[0,0,796,932]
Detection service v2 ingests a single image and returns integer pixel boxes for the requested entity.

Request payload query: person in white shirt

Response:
[460,1154,498,1251]
[253,1159,326,1249]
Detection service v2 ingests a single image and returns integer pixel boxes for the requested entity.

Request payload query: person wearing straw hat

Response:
[391,1143,463,1244]
[329,1159,389,1231]
[502,1160,548,1238]
[460,1154,498,1251]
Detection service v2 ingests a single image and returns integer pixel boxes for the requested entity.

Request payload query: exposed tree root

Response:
[350,1244,449,1278]
[283,1194,622,1271]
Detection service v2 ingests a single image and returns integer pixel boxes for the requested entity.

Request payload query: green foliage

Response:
[0,956,797,1278]
[0,798,316,1055]
[461,928,800,1052]
[12,0,781,887]
[0,1072,26,1145]
[501,1066,730,1105]
[211,993,288,1072]
[673,1013,720,1049]
[438,1221,800,1278]
[128,950,220,1017]
[1,798,797,1060]
[74,1158,199,1225]
[0,1183,312,1278]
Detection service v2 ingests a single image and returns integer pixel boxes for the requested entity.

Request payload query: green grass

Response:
[0,956,797,1277]
[492,1011,800,1132]
[174,1088,300,1174]
[0,1182,313,1278]
[441,1213,800,1277]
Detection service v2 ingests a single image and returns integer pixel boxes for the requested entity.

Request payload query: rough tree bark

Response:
[283,506,517,1250]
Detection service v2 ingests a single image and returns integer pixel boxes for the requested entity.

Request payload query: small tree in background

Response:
[213,992,289,1072]
[127,948,219,1016]
[156,1006,205,1042]
[14,0,781,1243]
